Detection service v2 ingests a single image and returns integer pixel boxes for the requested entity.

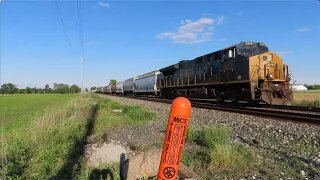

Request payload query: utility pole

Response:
[81,56,83,95]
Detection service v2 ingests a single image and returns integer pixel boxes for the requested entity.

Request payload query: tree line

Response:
[304,84,320,90]
[0,83,84,94]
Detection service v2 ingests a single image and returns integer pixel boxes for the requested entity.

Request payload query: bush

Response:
[187,125,231,149]
[2,136,33,179]
[183,125,253,178]
[123,106,154,123]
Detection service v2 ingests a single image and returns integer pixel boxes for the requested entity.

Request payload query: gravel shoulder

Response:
[102,95,320,178]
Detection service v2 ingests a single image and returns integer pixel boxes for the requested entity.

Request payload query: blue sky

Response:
[1,0,319,88]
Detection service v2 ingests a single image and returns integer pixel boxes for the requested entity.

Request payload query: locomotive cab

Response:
[246,44,293,104]
[157,41,292,105]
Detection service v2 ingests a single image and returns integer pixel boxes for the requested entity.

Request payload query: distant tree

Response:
[85,88,88,92]
[305,84,320,90]
[26,87,32,94]
[109,80,116,85]
[44,84,50,93]
[31,87,37,94]
[90,87,97,91]
[19,89,27,94]
[53,83,70,94]
[70,84,81,93]
[16,89,23,94]
[0,83,18,94]
[38,88,45,94]
[53,83,58,90]
[44,86,51,94]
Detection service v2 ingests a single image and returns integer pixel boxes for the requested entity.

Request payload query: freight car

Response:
[115,81,124,95]
[134,70,163,96]
[103,86,109,94]
[123,78,135,95]
[110,84,116,94]
[157,42,292,105]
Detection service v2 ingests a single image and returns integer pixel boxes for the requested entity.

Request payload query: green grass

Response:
[187,125,231,149]
[1,94,96,179]
[184,125,318,179]
[0,94,77,133]
[91,99,155,142]
[78,163,120,180]
[183,125,254,179]
[0,94,155,179]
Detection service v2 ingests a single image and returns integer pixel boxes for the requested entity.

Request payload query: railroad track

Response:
[105,94,320,125]
[259,104,320,113]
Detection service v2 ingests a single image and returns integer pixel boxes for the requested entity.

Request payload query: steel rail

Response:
[104,94,320,125]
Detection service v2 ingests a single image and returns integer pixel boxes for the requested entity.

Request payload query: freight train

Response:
[104,42,293,105]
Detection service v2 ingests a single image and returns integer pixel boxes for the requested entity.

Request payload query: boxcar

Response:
[123,78,135,95]
[134,70,163,96]
[115,81,124,94]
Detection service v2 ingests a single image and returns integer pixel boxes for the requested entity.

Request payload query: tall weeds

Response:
[1,95,96,179]
[184,125,253,178]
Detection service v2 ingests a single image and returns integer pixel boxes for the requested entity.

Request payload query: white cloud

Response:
[156,16,224,44]
[296,27,311,32]
[97,2,110,8]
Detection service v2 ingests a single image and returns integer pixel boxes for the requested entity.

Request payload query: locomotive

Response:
[104,42,293,105]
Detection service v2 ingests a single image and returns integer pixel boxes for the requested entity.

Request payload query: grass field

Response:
[0,94,77,133]
[293,90,320,107]
[0,94,154,179]
[1,94,95,179]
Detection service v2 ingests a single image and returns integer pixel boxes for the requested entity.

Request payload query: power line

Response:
[54,0,72,51]
[76,0,84,94]
[76,0,84,57]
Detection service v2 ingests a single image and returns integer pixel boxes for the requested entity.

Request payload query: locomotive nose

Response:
[262,53,281,80]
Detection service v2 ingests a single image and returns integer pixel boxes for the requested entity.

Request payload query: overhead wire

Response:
[76,0,84,57]
[54,0,72,51]
[76,0,85,94]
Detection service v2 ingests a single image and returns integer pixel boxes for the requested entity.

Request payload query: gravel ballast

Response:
[102,95,320,178]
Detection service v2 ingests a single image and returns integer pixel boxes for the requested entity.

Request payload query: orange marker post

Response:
[157,97,191,180]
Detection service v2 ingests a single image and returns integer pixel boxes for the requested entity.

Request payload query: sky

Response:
[1,0,320,88]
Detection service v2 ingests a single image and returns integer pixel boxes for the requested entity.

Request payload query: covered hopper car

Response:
[134,70,163,95]
[115,81,124,94]
[123,78,135,95]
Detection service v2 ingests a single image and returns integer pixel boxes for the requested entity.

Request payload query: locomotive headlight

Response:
[268,55,272,61]
[267,74,273,80]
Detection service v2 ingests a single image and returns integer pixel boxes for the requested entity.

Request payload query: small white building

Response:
[291,84,308,91]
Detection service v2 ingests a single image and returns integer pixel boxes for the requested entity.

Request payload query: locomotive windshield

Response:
[236,42,269,57]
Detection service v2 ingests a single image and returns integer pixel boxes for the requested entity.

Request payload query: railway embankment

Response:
[103,95,320,179]
[2,94,319,179]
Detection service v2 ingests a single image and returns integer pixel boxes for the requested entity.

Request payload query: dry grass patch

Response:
[292,90,320,107]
